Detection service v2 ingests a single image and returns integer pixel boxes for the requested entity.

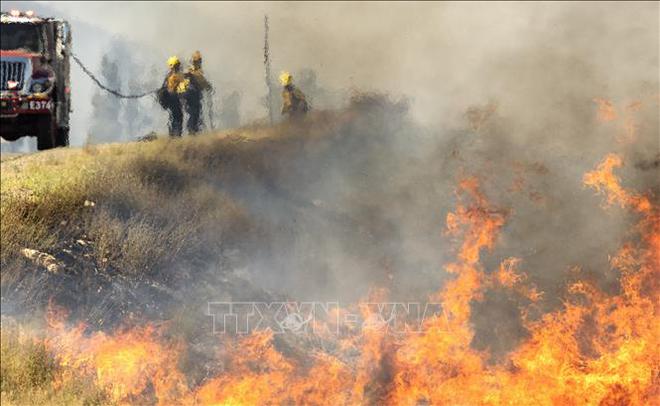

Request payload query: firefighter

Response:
[158,56,188,137]
[184,50,213,134]
[280,71,309,119]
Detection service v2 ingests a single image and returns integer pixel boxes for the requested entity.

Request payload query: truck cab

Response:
[1,9,71,150]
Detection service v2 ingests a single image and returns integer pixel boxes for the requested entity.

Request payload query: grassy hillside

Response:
[0,109,335,404]
[4,91,654,326]
[1,95,423,404]
[1,109,347,312]
[4,92,655,404]
[2,93,434,318]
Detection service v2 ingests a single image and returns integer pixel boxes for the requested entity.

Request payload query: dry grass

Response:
[0,104,362,318]
[1,96,414,403]
[1,97,415,313]
[0,134,257,279]
[0,128,279,403]
[0,322,110,405]
[0,106,353,282]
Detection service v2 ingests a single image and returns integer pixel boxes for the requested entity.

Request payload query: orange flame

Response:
[583,153,652,212]
[594,98,618,122]
[39,152,658,404]
[46,307,187,405]
[593,98,645,144]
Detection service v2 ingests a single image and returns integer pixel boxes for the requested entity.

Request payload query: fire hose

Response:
[72,52,216,130]
[70,52,159,99]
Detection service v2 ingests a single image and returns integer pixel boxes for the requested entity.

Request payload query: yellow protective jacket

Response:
[281,85,308,116]
[186,67,212,92]
[166,71,189,94]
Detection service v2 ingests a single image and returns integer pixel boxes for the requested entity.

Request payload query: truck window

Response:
[0,23,43,53]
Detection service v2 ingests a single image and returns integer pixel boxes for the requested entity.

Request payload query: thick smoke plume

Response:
[0,2,658,402]
[4,0,659,334]
[4,2,657,143]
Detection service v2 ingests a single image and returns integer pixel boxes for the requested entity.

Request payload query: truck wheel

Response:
[56,127,70,147]
[36,116,56,151]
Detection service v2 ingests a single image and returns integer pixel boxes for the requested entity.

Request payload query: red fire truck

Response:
[1,9,71,150]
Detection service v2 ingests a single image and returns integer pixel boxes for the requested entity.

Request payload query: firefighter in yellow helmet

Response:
[184,50,213,134]
[280,71,309,119]
[158,56,189,137]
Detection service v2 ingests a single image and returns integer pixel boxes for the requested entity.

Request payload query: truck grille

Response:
[1,61,27,91]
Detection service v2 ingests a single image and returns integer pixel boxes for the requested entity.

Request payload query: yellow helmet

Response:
[167,56,180,68]
[279,71,292,86]
[192,50,202,62]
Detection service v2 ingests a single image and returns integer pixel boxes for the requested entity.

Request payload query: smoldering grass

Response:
[0,323,111,405]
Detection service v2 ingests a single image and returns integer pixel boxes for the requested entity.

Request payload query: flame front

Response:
[46,310,187,405]
[39,148,659,404]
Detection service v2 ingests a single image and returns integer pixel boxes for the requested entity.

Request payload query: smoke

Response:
[163,2,658,354]
[5,2,656,141]
[2,0,658,359]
